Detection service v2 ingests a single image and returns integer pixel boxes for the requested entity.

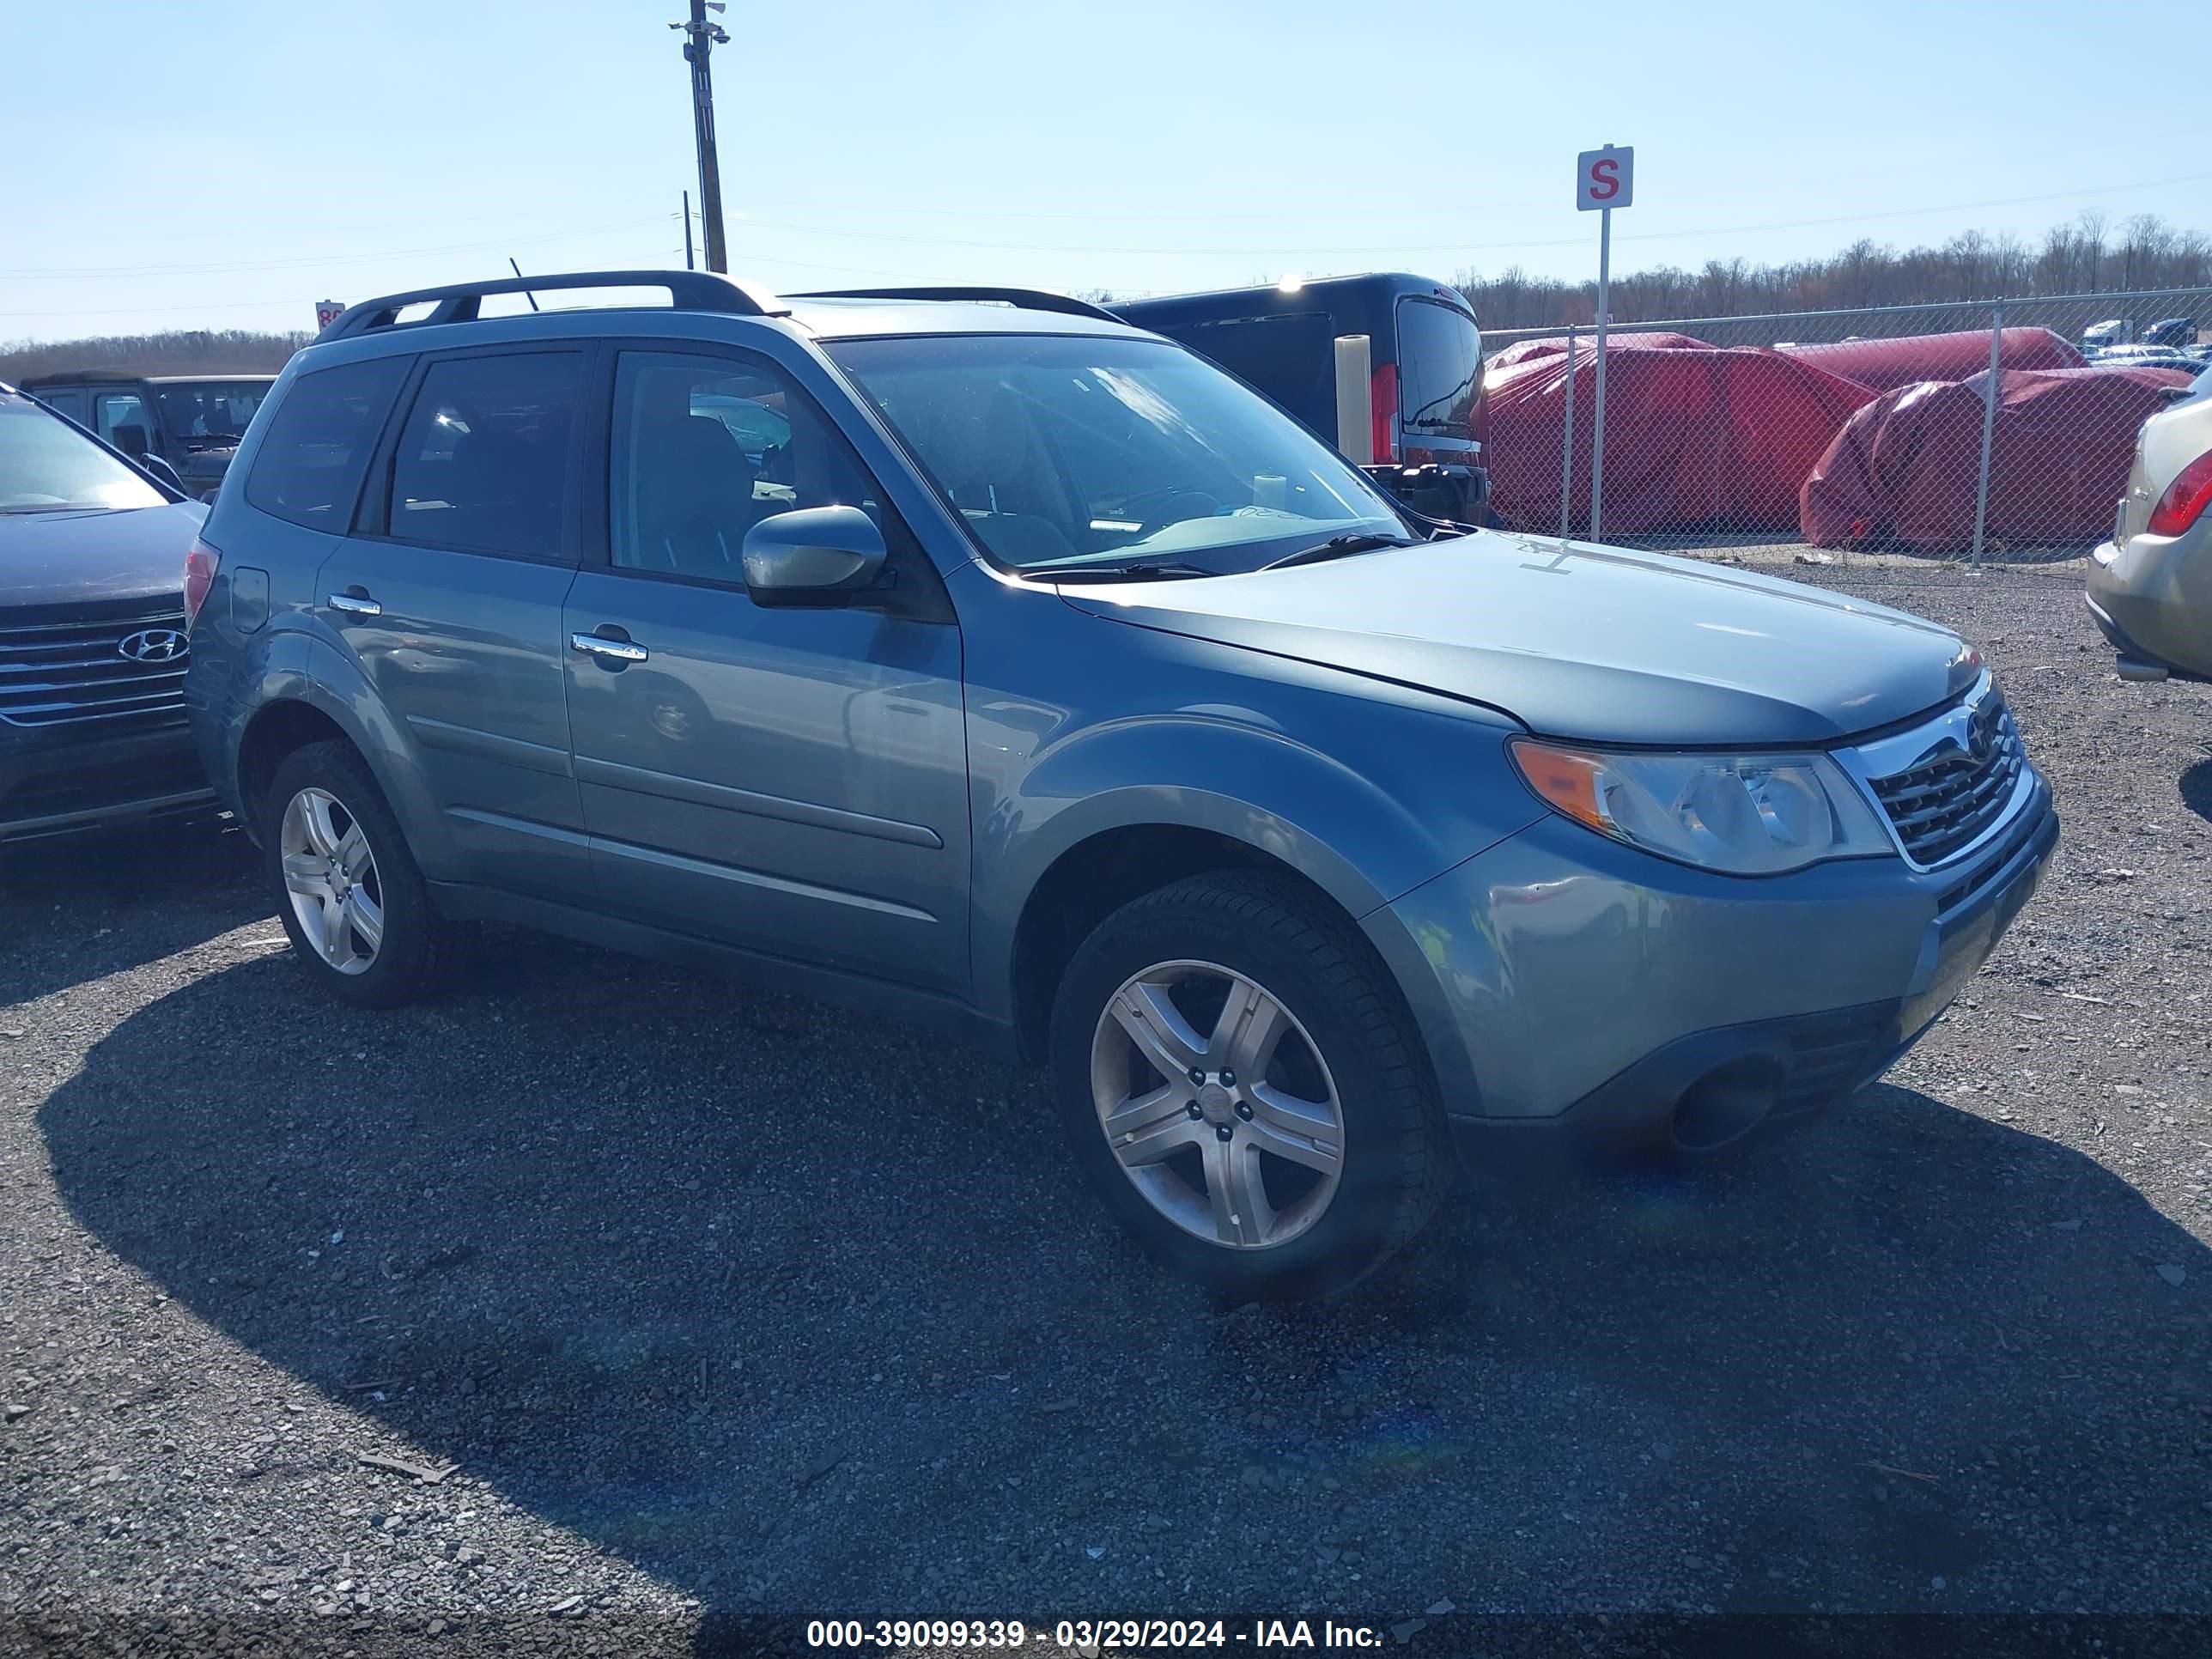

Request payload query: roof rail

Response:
[319,270,789,340]
[791,286,1124,325]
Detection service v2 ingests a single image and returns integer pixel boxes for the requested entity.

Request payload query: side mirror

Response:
[740,505,888,606]
[136,453,187,495]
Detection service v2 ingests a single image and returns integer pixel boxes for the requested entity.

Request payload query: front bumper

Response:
[0,720,218,842]
[1366,775,2057,1156]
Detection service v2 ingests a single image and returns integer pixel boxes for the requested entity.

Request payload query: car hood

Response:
[0,500,208,614]
[1056,532,1977,746]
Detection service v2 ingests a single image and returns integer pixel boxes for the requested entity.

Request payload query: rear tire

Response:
[1048,872,1449,1300]
[261,739,461,1009]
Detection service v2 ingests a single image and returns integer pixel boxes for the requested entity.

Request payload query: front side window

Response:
[1395,298,1483,440]
[244,356,409,531]
[824,333,1407,574]
[94,391,158,458]
[0,398,167,513]
[387,351,586,557]
[609,349,901,581]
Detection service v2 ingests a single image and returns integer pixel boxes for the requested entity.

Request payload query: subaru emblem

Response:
[117,628,188,663]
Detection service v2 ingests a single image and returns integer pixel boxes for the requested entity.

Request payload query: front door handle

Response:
[569,630,649,665]
[327,592,382,617]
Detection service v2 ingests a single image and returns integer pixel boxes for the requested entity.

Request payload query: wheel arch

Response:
[1007,823,1364,1066]
[230,641,456,873]
[981,706,1516,1101]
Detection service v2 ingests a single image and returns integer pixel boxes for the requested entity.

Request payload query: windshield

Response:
[824,333,1407,574]
[154,380,270,444]
[0,399,167,512]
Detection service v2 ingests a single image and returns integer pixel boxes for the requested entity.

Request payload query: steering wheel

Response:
[1119,484,1225,531]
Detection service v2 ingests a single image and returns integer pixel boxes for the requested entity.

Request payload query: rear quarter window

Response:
[244,357,410,531]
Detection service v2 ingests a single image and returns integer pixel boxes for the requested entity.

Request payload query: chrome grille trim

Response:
[1838,673,2035,872]
[0,609,191,732]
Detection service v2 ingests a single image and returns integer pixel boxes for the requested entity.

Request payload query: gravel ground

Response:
[3,560,2209,1656]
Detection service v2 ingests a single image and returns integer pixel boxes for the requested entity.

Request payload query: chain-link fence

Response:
[1479,286,2211,562]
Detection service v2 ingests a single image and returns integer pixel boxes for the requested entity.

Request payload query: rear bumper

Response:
[0,721,217,842]
[2086,527,2212,681]
[2083,586,2211,684]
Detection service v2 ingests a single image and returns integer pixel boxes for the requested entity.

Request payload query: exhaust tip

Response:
[1671,1057,1784,1153]
[2117,657,2171,683]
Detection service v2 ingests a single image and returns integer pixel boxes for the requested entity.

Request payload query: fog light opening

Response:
[1671,1057,1785,1152]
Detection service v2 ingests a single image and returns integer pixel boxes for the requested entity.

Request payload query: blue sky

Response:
[3,0,2202,342]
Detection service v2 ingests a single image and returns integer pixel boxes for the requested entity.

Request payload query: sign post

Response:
[1576,144,1632,543]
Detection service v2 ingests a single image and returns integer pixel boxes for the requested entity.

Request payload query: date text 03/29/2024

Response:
[803,1619,1386,1650]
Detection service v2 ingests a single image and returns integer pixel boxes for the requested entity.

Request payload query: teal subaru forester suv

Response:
[185,272,2056,1298]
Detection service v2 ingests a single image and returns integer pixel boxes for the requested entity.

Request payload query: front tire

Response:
[1049,872,1449,1300]
[261,740,460,1008]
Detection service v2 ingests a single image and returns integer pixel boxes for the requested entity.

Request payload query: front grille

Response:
[1866,691,2025,866]
[0,610,191,732]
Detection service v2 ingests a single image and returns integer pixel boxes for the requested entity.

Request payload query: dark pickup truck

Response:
[18,370,275,501]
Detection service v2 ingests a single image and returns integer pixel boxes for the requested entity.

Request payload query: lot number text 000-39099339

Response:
[804,1617,1388,1649]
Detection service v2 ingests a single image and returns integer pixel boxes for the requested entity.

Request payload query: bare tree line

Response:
[8,210,2208,373]
[0,328,310,385]
[1461,211,2212,332]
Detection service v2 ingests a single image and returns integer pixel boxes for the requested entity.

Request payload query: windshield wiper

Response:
[1029,559,1218,582]
[1259,532,1420,571]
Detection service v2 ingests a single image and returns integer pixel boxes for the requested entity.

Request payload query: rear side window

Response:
[245,357,408,530]
[1395,299,1482,438]
[386,352,585,558]
[39,388,92,425]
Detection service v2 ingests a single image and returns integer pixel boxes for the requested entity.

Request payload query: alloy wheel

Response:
[278,787,385,975]
[1088,959,1345,1250]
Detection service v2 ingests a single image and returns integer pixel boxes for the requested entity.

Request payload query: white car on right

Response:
[2087,364,2212,682]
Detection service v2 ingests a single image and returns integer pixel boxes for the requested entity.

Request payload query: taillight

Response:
[183,538,220,626]
[2148,449,2212,537]
[1370,362,1398,465]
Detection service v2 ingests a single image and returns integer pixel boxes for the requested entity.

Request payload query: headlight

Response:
[1508,738,1894,875]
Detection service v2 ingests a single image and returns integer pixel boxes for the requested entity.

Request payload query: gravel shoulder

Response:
[3,560,2209,1653]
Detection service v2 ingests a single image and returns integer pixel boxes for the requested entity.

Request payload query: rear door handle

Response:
[328,592,381,617]
[570,631,649,664]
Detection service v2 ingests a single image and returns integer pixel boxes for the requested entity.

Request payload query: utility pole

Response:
[683,190,695,271]
[671,0,729,273]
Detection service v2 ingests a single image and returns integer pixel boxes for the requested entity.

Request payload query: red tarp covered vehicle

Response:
[1484,345,1877,536]
[1489,331,1714,368]
[1780,327,2082,392]
[1800,365,2192,551]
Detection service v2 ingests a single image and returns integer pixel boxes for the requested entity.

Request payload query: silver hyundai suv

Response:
[184,272,2057,1298]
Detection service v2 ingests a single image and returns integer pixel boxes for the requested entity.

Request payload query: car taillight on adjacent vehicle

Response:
[2148,449,2212,537]
[1370,362,1398,465]
[183,538,221,626]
